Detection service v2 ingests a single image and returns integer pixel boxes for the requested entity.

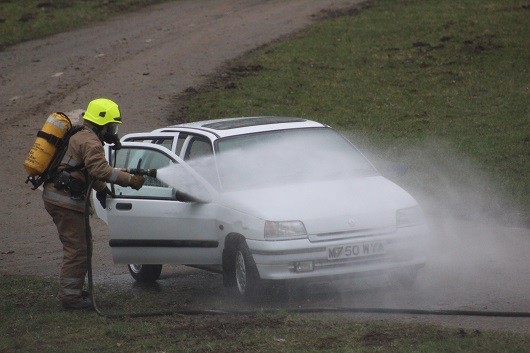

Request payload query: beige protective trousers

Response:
[44,201,90,303]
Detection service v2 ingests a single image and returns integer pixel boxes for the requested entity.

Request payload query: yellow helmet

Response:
[83,98,122,126]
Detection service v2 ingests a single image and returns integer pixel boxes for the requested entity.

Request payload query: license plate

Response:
[327,241,385,260]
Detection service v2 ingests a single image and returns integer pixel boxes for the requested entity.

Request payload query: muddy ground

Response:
[0,0,528,334]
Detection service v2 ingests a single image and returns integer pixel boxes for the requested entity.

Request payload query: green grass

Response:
[1,275,529,353]
[175,0,530,225]
[0,0,174,48]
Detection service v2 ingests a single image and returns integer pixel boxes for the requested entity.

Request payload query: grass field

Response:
[1,0,529,352]
[175,0,530,225]
[0,0,173,49]
[1,275,529,353]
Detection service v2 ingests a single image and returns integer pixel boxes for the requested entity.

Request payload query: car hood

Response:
[220,175,418,235]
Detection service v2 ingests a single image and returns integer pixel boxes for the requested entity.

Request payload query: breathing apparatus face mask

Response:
[106,122,119,136]
[102,123,122,150]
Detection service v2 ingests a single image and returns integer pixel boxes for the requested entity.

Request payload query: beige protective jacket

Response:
[43,122,132,212]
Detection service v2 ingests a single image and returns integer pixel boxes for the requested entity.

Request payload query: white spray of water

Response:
[151,130,529,311]
[155,163,212,203]
[333,132,530,311]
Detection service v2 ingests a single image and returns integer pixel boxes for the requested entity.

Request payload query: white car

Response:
[94,117,427,299]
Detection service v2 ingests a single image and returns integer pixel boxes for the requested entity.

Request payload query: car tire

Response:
[234,241,261,300]
[127,264,162,282]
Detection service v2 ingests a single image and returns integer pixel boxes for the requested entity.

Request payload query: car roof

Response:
[152,116,328,138]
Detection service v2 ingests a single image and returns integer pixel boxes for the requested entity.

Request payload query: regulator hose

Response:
[83,181,530,319]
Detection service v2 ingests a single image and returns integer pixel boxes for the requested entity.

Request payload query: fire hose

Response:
[83,180,530,319]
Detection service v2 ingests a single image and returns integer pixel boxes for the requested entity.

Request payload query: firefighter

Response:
[42,98,144,310]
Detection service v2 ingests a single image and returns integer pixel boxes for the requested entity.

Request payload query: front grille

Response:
[310,227,395,243]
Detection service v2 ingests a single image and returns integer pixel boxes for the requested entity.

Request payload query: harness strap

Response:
[37,130,61,147]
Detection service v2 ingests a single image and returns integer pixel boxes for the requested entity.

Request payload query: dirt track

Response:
[1,0,529,334]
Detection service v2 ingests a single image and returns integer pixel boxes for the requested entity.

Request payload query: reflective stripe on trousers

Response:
[59,277,84,297]
[44,201,90,302]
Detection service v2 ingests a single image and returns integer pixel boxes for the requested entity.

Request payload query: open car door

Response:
[93,142,220,265]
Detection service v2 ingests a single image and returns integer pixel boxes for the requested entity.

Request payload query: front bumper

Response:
[247,224,427,281]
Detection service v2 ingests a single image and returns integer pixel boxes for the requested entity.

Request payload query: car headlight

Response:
[264,220,307,240]
[396,205,425,227]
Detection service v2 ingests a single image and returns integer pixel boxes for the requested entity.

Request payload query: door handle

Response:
[116,203,132,210]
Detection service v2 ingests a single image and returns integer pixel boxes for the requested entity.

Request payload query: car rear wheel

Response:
[235,241,261,299]
[127,264,162,282]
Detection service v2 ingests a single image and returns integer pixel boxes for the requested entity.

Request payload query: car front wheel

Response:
[127,264,162,282]
[235,241,261,299]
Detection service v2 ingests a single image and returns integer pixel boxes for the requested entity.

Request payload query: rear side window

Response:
[123,136,174,152]
[154,138,173,151]
[185,136,212,160]
[178,134,219,189]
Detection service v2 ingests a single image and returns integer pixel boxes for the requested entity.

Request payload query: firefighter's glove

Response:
[96,187,113,209]
[129,175,145,190]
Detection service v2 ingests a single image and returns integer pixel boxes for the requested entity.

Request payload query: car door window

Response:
[110,146,176,199]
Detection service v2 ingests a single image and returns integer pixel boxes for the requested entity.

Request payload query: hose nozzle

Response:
[125,168,157,178]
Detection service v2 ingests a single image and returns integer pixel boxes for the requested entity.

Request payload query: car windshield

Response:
[215,127,378,191]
